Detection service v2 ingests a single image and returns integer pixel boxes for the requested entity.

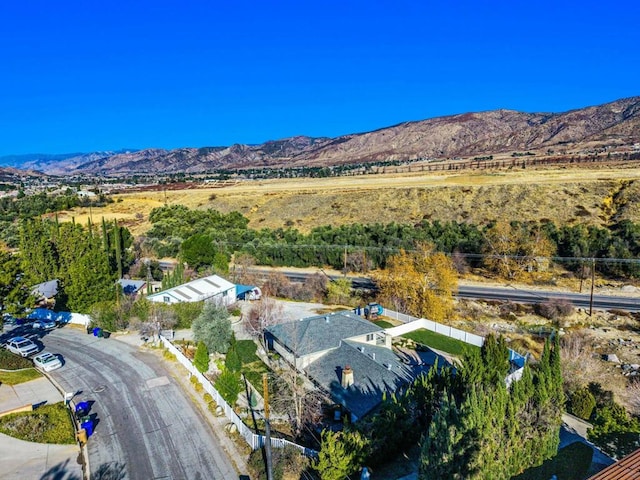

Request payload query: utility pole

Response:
[262,373,273,480]
[343,245,348,275]
[589,257,595,316]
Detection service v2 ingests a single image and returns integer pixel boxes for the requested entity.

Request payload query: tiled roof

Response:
[266,311,382,357]
[588,448,640,480]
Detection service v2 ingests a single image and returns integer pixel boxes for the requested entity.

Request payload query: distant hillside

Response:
[7,96,640,176]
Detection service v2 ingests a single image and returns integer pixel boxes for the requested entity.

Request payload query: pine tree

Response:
[313,430,359,480]
[194,341,210,373]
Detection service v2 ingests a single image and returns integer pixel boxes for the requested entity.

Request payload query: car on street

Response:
[5,336,39,357]
[33,352,62,372]
[32,318,57,330]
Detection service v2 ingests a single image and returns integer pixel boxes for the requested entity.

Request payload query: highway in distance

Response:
[268,269,640,313]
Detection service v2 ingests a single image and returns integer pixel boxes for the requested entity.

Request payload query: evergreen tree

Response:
[194,341,210,373]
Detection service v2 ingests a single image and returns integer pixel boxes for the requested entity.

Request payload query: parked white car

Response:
[5,336,39,357]
[33,352,62,372]
[32,319,57,330]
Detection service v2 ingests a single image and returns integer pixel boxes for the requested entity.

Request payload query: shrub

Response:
[570,387,596,420]
[215,369,242,405]
[535,298,574,321]
[248,445,310,480]
[0,403,75,444]
[225,345,242,373]
[194,341,210,373]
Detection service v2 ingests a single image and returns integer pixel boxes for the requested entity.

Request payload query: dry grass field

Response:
[56,164,640,236]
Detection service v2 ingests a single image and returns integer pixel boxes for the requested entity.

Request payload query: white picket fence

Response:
[159,336,317,457]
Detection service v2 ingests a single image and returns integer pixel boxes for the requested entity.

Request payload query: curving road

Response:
[45,328,236,480]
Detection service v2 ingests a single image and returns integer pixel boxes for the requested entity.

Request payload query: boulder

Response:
[604,353,621,363]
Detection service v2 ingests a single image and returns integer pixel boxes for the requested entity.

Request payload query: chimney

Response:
[341,365,354,388]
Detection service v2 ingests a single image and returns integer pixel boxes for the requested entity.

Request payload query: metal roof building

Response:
[147,275,236,306]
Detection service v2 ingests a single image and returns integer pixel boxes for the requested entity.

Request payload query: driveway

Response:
[45,328,237,480]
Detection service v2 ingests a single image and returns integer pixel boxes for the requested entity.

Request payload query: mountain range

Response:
[2,96,639,177]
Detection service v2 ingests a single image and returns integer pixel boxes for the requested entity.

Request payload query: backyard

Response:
[400,328,479,356]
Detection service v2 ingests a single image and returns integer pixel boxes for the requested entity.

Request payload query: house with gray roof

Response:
[30,279,59,307]
[266,310,446,421]
[117,279,147,297]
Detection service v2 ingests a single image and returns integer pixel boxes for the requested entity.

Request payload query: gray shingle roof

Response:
[305,341,414,418]
[266,311,382,357]
[31,279,59,299]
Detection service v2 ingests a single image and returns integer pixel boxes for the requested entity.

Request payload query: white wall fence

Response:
[159,336,317,457]
[384,317,484,348]
[27,308,91,327]
[381,308,526,381]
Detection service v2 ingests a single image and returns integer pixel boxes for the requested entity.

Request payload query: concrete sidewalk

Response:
[0,376,83,480]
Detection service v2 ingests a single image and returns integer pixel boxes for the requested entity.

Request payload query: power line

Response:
[210,240,640,266]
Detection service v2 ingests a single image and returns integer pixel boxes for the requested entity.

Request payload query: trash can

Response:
[81,418,94,437]
[93,327,101,337]
[75,401,90,417]
[86,326,93,334]
[102,331,111,339]
[76,428,87,444]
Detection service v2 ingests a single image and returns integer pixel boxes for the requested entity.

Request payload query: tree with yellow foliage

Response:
[483,221,555,280]
[373,243,457,322]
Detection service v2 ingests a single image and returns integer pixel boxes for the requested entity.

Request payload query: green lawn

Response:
[0,348,34,370]
[373,319,395,329]
[512,441,593,480]
[0,368,42,385]
[401,329,478,356]
[0,402,76,444]
[236,340,272,394]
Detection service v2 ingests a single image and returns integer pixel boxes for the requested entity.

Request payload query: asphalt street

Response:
[45,328,237,480]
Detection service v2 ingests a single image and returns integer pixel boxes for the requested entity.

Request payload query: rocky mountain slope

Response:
[7,96,640,176]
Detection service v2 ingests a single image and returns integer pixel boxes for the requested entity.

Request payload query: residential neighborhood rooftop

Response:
[306,340,414,418]
[267,311,382,357]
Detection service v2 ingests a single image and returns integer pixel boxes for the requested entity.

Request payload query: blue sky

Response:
[0,0,638,156]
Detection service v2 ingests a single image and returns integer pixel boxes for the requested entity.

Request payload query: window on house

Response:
[163,296,170,303]
[366,333,374,342]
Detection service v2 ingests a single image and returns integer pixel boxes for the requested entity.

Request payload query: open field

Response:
[54,165,640,236]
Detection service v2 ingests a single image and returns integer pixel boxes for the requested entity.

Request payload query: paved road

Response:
[45,328,237,480]
[270,269,640,312]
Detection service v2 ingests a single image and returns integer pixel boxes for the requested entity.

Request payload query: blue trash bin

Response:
[81,419,94,437]
[75,401,90,417]
[93,327,101,337]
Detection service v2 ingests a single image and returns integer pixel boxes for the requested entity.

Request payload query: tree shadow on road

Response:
[39,458,81,480]
[39,459,127,480]
[90,461,127,480]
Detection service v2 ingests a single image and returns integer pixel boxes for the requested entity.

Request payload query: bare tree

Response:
[135,303,177,344]
[270,364,327,439]
[244,296,285,348]
[231,253,258,285]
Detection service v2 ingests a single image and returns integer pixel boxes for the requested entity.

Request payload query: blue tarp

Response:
[236,284,261,300]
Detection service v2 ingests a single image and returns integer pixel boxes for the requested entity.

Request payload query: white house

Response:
[147,274,236,306]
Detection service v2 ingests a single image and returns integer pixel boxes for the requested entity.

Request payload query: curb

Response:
[44,372,90,480]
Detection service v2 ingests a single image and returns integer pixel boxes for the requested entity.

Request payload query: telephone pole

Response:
[262,373,273,480]
[589,257,595,316]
